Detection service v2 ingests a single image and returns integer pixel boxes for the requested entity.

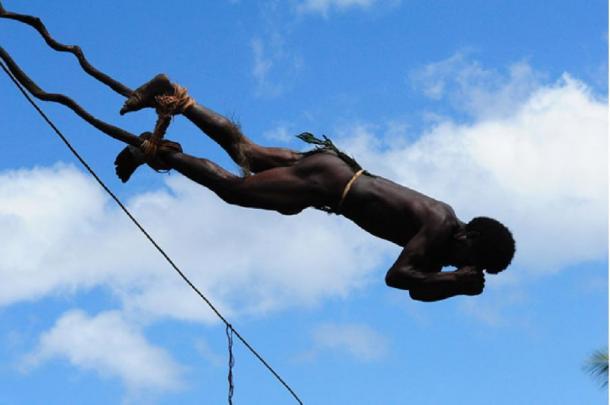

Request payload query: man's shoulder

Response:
[417,199,458,229]
[369,177,457,224]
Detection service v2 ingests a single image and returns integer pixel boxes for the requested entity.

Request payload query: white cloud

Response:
[297,0,387,17]
[458,288,529,327]
[338,72,607,273]
[250,29,303,97]
[22,310,183,392]
[194,338,224,367]
[0,163,392,396]
[263,124,295,143]
[251,38,273,88]
[0,164,392,320]
[303,322,389,361]
[409,52,545,119]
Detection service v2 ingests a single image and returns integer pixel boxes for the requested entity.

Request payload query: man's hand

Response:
[455,265,485,296]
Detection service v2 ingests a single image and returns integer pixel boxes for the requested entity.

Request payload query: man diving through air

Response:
[114,75,515,303]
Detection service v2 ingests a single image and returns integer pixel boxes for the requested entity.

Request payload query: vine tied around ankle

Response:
[140,83,194,158]
[140,114,169,158]
[154,83,195,117]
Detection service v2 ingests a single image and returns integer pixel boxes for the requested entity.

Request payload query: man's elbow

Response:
[385,270,408,290]
[385,269,420,290]
[385,271,398,288]
[408,289,439,302]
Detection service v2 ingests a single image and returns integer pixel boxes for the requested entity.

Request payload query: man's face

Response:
[447,233,476,267]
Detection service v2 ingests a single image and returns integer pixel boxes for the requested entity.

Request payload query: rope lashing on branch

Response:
[141,84,197,157]
[155,83,196,117]
[0,58,303,405]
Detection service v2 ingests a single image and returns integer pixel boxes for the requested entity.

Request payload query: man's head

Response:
[463,216,515,274]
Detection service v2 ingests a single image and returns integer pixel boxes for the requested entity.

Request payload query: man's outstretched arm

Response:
[411,267,484,302]
[384,229,484,302]
[385,265,484,302]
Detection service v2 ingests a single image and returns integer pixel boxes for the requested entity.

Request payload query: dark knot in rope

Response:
[154,83,195,117]
[141,83,194,159]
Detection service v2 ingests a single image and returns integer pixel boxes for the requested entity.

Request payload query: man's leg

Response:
[158,148,340,215]
[121,74,300,173]
[183,103,300,173]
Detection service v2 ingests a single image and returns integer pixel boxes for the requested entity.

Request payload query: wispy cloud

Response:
[458,289,529,328]
[297,0,395,17]
[194,338,224,367]
[249,3,304,97]
[263,124,297,143]
[409,52,546,119]
[251,38,274,91]
[301,322,389,361]
[21,310,183,392]
[250,34,303,98]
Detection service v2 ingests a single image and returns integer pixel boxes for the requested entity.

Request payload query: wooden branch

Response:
[0,46,141,147]
[0,1,133,97]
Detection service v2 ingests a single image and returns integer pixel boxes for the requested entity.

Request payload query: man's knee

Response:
[215,177,248,206]
[240,144,302,173]
[385,268,424,291]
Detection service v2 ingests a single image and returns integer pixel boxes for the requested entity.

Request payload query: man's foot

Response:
[114,144,145,183]
[114,132,183,182]
[120,74,174,115]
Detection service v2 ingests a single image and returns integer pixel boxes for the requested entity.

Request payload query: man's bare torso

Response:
[343,175,457,245]
[298,152,461,271]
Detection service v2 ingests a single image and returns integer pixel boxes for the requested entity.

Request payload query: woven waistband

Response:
[336,169,365,211]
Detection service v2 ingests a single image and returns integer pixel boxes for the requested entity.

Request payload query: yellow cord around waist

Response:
[337,169,364,210]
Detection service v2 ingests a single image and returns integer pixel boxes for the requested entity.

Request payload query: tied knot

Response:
[140,138,159,157]
[154,83,195,117]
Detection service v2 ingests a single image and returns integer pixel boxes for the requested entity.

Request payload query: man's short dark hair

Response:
[466,217,515,274]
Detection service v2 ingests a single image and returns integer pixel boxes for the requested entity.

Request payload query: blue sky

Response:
[0,1,607,404]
